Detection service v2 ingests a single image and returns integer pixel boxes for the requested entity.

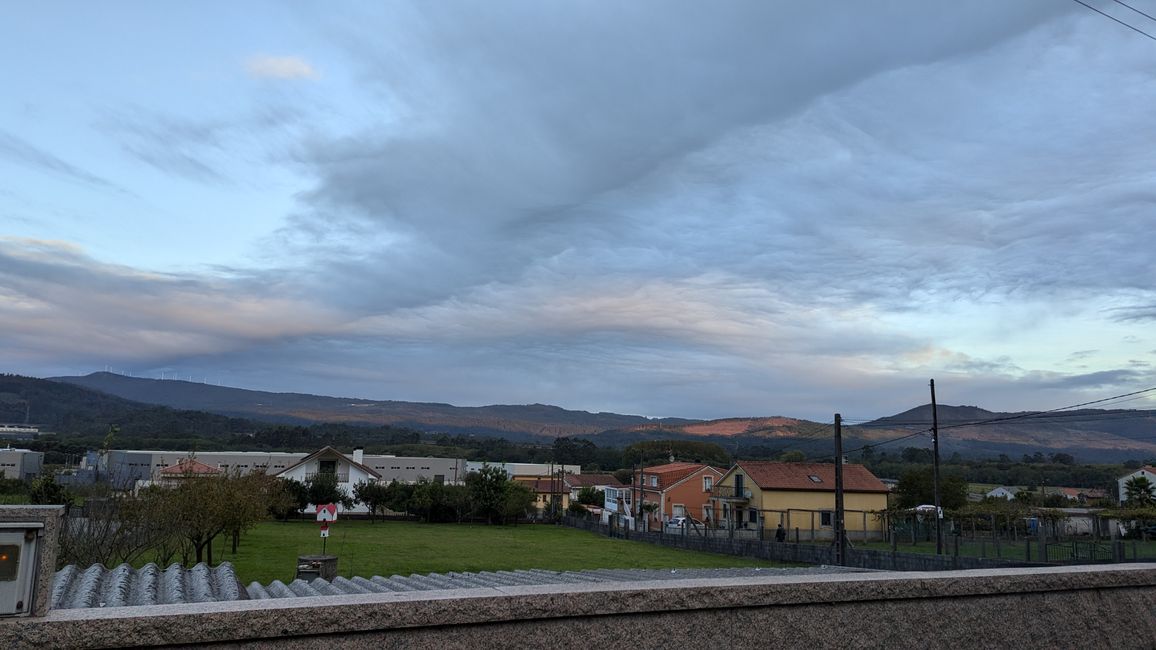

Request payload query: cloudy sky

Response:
[3,1,1156,421]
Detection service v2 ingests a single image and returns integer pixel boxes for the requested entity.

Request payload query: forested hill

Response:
[51,372,695,439]
[0,373,259,442]
[33,372,1156,462]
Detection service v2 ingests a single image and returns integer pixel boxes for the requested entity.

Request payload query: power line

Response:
[845,386,1156,431]
[1113,0,1156,24]
[938,386,1156,431]
[1071,0,1156,41]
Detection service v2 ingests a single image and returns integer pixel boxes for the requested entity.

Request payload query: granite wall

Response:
[0,564,1153,648]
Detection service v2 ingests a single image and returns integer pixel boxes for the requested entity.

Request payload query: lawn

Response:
[220,520,778,584]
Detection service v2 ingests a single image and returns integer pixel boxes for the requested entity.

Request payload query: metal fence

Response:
[562,516,1042,571]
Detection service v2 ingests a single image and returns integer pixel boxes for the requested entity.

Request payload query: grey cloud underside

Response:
[0,130,119,190]
[286,1,1072,314]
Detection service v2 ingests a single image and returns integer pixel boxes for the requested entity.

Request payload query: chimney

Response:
[353,447,364,465]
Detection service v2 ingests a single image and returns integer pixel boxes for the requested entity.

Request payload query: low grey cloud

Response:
[0,238,341,367]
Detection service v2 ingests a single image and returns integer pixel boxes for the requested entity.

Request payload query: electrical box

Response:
[0,523,42,617]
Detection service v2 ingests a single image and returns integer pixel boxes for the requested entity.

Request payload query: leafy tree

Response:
[623,440,730,466]
[270,478,310,521]
[166,472,274,564]
[901,447,933,464]
[304,472,354,510]
[553,437,598,467]
[568,500,592,517]
[502,481,535,525]
[576,486,602,506]
[1124,476,1155,507]
[895,468,968,510]
[444,484,472,523]
[353,480,391,522]
[411,478,451,522]
[383,480,415,515]
[778,450,806,463]
[1049,453,1075,465]
[28,474,72,507]
[467,466,510,524]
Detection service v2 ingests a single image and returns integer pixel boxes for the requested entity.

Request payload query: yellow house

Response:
[514,476,570,519]
[710,461,889,542]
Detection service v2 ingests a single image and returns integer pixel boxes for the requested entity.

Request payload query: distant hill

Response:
[861,404,1156,462]
[51,373,694,440]
[41,373,1156,461]
[0,374,261,442]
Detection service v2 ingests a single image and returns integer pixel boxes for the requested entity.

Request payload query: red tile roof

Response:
[735,461,887,493]
[564,474,625,488]
[515,478,567,493]
[639,462,713,489]
[159,458,221,476]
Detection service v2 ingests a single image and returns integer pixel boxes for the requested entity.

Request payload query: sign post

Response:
[316,504,337,554]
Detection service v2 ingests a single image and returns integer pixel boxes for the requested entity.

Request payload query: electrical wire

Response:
[1071,0,1156,41]
[1113,0,1156,24]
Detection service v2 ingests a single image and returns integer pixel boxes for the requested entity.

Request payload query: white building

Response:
[464,461,580,478]
[601,485,634,526]
[1118,466,1156,504]
[95,448,467,491]
[986,487,1019,500]
[0,448,42,480]
[275,447,381,514]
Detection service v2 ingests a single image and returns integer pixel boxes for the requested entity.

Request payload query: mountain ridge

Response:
[42,372,1156,461]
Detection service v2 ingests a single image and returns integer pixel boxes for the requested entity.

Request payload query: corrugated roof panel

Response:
[52,562,244,609]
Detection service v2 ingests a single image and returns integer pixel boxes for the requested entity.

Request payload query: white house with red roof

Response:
[1118,466,1156,504]
[275,446,382,514]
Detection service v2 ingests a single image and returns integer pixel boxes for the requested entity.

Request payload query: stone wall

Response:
[0,565,1153,648]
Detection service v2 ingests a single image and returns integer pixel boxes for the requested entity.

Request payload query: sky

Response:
[3,1,1156,422]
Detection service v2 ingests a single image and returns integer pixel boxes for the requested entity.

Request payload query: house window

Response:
[649,476,658,487]
[748,509,758,524]
[703,476,713,492]
[808,475,823,484]
[820,511,833,527]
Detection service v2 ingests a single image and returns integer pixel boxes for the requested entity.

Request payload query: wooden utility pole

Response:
[834,413,846,566]
[930,379,943,555]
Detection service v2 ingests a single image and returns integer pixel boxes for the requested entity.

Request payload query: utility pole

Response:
[930,379,943,555]
[834,413,846,566]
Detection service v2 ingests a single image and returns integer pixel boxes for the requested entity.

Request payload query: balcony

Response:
[305,471,350,483]
[710,485,751,500]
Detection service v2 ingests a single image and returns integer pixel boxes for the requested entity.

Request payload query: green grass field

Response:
[219,520,777,584]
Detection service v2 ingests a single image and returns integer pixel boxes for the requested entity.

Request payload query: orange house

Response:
[634,462,725,530]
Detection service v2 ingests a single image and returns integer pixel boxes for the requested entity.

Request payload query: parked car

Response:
[666,516,703,529]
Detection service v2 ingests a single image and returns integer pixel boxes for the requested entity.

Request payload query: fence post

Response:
[1037,532,1046,564]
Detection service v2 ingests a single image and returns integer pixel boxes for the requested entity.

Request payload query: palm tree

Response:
[1124,476,1155,507]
